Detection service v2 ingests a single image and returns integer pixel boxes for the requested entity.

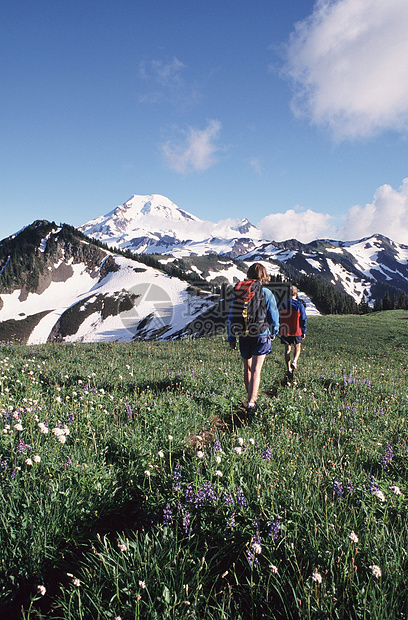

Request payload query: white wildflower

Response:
[373,489,385,502]
[369,564,382,579]
[391,485,402,496]
[348,531,359,543]
[58,435,67,444]
[196,450,204,459]
[215,455,222,464]
[237,437,244,446]
[233,446,242,455]
[117,543,127,552]
[25,458,33,466]
[14,423,23,431]
[312,571,322,583]
[158,451,164,458]
[144,470,151,477]
[215,470,223,477]
[168,435,173,441]
[37,585,46,596]
[33,455,41,463]
[139,580,146,588]
[269,564,278,574]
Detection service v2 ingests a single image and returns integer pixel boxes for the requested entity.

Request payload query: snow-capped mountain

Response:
[79,194,263,255]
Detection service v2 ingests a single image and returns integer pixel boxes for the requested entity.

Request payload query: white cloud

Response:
[284,0,408,139]
[249,157,263,174]
[139,57,193,104]
[161,120,222,173]
[339,178,408,243]
[258,208,332,243]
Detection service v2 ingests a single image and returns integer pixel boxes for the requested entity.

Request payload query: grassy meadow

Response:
[0,310,407,619]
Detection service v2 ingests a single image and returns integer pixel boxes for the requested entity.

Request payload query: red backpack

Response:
[230,279,268,337]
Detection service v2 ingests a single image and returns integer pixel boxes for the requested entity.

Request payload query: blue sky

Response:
[1,0,408,243]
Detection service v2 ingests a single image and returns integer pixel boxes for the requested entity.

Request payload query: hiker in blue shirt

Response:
[227,263,279,415]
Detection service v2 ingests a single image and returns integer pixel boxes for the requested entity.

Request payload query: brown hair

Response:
[246,262,270,285]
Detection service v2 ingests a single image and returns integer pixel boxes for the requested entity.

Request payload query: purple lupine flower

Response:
[172,463,182,491]
[0,460,8,470]
[381,444,393,469]
[262,446,272,461]
[246,531,262,568]
[333,478,343,499]
[369,476,379,494]
[236,487,247,508]
[203,481,217,502]
[125,403,133,420]
[347,480,355,495]
[224,492,234,507]
[252,516,261,531]
[194,488,205,509]
[67,411,74,424]
[163,503,173,526]
[182,509,192,535]
[210,439,222,454]
[16,439,26,454]
[226,513,236,529]
[185,484,194,503]
[64,457,72,471]
[268,517,280,540]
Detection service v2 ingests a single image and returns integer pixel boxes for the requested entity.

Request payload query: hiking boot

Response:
[246,403,257,417]
[291,362,297,374]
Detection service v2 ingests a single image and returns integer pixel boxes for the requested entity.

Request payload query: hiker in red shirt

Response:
[279,285,307,379]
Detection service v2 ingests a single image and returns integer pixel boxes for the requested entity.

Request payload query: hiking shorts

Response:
[280,335,302,345]
[239,334,271,359]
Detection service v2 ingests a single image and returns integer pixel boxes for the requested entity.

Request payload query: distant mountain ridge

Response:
[0,194,407,344]
[79,194,408,306]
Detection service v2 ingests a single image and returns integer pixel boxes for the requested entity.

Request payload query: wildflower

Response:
[158,450,164,458]
[270,564,278,574]
[172,462,182,491]
[333,478,343,499]
[125,403,133,420]
[373,489,385,502]
[226,513,236,528]
[136,595,141,601]
[168,434,173,441]
[369,475,379,494]
[38,423,48,434]
[14,423,23,431]
[224,492,233,507]
[25,458,33,466]
[163,503,173,526]
[33,455,41,463]
[182,510,192,535]
[348,531,358,543]
[58,435,67,444]
[215,470,223,477]
[268,517,280,540]
[381,443,393,469]
[237,437,244,446]
[249,438,255,445]
[72,578,81,587]
[211,438,221,453]
[117,544,127,552]
[246,532,262,568]
[262,446,272,461]
[369,564,382,579]
[37,585,46,596]
[347,480,355,495]
[139,580,146,588]
[236,487,247,508]
[233,446,242,455]
[312,571,322,583]
[215,455,222,464]
[196,450,204,459]
[144,470,151,477]
[390,484,402,496]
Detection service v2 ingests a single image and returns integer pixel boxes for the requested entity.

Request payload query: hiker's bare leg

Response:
[284,344,292,371]
[247,354,266,405]
[293,343,301,367]
[243,358,251,400]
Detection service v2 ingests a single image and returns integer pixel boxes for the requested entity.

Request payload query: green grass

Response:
[0,310,407,619]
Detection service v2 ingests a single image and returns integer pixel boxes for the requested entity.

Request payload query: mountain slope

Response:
[0,222,218,344]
